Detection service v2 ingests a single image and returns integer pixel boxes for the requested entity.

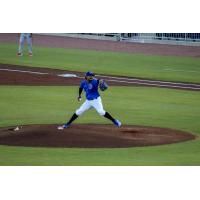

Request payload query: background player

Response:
[58,71,121,130]
[17,33,33,56]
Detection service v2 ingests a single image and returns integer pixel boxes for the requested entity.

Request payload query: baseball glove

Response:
[99,79,108,91]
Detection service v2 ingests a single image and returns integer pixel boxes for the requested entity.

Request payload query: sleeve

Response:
[80,80,84,89]
[79,87,83,96]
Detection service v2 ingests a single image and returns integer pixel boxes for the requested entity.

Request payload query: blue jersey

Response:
[80,79,100,100]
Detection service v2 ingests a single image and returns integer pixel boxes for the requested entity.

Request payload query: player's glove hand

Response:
[77,95,82,101]
[99,79,108,91]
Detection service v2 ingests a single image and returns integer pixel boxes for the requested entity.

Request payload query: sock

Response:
[65,113,79,125]
[104,112,116,123]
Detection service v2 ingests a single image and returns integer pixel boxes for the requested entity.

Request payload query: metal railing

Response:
[120,33,200,46]
[38,33,200,46]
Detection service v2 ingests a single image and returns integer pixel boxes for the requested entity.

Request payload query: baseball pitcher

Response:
[58,71,121,130]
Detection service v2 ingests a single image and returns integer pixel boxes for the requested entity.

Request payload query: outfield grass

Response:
[0,86,200,165]
[0,43,200,83]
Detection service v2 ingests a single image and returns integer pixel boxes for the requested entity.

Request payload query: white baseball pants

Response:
[75,97,106,116]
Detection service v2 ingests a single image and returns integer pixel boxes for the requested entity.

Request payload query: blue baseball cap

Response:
[85,71,95,77]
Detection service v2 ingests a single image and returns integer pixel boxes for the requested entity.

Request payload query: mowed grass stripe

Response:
[0,43,200,83]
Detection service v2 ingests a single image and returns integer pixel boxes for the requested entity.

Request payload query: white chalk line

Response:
[0,68,77,77]
[105,79,200,90]
[1,68,200,90]
[164,68,200,74]
[96,74,200,87]
[78,75,200,90]
[0,68,49,75]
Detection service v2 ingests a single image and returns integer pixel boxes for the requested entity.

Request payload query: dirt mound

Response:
[0,124,195,148]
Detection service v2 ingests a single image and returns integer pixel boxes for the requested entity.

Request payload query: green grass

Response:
[0,86,200,165]
[0,42,200,165]
[0,43,200,83]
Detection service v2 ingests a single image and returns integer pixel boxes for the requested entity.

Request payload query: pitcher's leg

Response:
[58,100,91,130]
[92,97,121,127]
[62,113,79,128]
[104,112,121,127]
[65,99,91,126]
[92,97,105,116]
[104,112,115,123]
[75,100,91,116]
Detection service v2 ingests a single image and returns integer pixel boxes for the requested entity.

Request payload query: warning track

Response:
[0,64,200,91]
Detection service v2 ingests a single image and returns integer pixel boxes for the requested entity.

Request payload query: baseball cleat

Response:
[57,124,70,130]
[17,53,22,56]
[114,119,122,127]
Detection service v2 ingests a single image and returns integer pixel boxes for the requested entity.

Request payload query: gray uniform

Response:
[18,33,32,55]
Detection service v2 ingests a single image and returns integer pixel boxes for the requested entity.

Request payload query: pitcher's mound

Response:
[0,124,195,148]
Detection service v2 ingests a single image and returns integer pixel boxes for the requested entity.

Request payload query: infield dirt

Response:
[0,124,195,148]
[1,63,200,90]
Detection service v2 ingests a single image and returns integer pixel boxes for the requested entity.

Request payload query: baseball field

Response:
[0,34,200,165]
